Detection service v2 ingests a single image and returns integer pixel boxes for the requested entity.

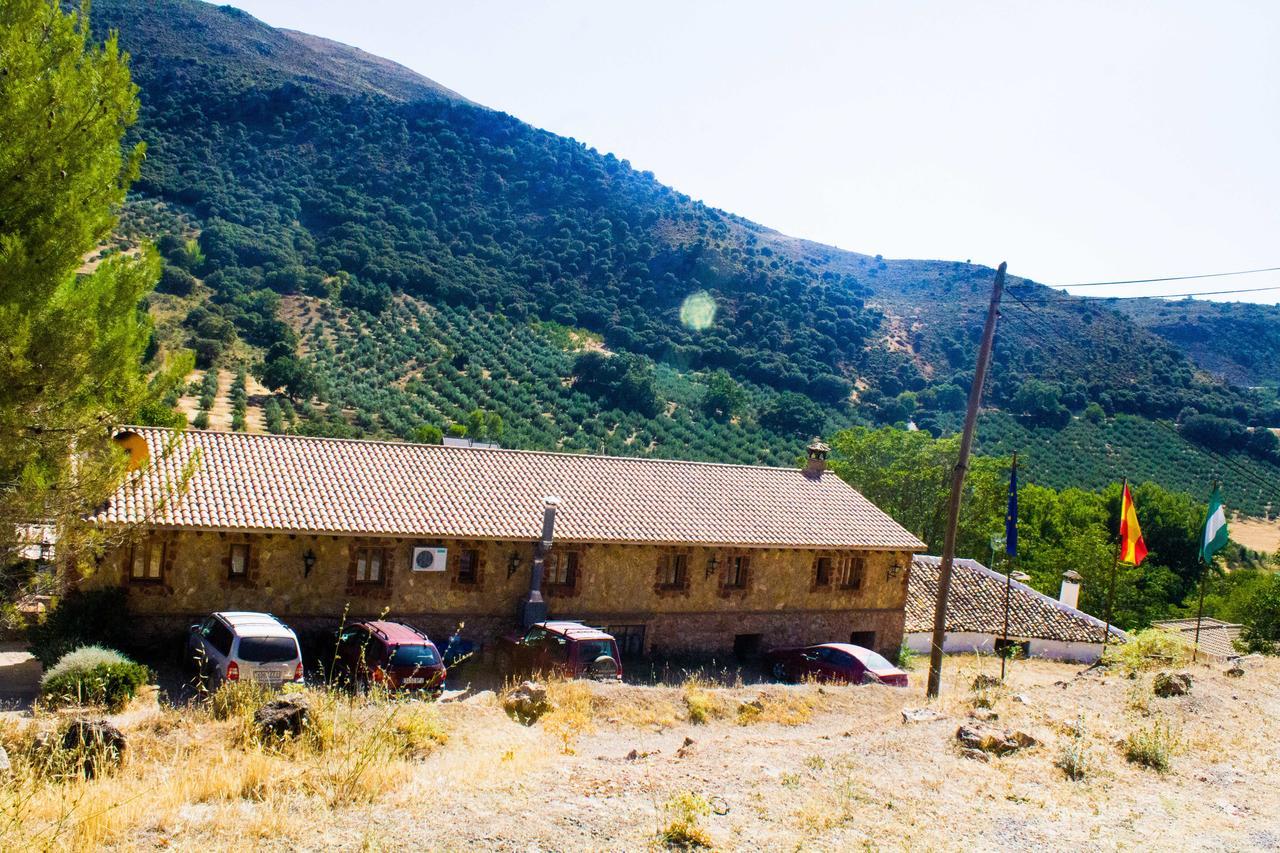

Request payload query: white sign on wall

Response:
[412,547,448,572]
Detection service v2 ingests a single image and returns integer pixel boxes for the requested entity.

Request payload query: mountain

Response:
[91,0,1280,513]
[1109,296,1280,388]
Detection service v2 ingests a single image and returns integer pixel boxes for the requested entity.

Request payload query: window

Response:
[849,630,877,650]
[355,547,386,584]
[602,624,646,659]
[836,555,866,590]
[228,543,250,579]
[724,554,750,589]
[544,551,578,587]
[658,553,689,589]
[456,549,479,585]
[129,539,165,583]
[207,620,235,657]
[814,556,833,587]
[236,636,299,663]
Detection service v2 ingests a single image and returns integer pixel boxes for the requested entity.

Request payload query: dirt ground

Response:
[5,653,1277,851]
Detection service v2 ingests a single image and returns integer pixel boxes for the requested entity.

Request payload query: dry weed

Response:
[735,690,815,726]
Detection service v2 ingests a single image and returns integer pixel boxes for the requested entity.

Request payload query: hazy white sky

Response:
[230,1,1280,302]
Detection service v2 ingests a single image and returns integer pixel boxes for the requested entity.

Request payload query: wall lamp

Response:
[887,561,905,580]
[302,549,316,577]
[705,553,719,580]
[507,551,522,579]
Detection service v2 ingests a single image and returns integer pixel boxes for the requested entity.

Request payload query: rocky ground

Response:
[2,653,1277,851]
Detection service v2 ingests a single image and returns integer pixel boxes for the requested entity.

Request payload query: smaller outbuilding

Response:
[1150,617,1243,661]
[904,555,1125,663]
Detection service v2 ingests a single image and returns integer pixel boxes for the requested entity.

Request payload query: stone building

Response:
[86,428,924,658]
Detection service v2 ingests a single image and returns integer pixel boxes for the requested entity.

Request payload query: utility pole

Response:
[927,262,1006,699]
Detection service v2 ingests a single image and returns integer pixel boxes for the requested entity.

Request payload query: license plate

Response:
[403,677,425,685]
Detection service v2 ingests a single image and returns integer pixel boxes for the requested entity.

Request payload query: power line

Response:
[1015,282,1280,301]
[1054,265,1280,288]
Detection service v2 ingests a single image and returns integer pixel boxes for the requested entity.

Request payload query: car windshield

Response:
[389,644,440,667]
[855,650,895,671]
[576,639,615,662]
[237,635,298,663]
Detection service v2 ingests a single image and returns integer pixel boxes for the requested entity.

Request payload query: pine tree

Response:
[0,1,189,603]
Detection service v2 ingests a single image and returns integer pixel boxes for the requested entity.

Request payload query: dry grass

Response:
[1,655,1277,850]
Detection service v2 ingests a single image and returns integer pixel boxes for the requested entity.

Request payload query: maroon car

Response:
[497,621,623,681]
[767,642,909,687]
[334,620,447,693]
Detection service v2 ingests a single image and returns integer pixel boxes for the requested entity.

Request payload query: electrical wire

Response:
[1026,283,1280,301]
[1053,265,1280,288]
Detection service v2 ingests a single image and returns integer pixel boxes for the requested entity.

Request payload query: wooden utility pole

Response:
[926,262,1006,699]
[1001,451,1017,682]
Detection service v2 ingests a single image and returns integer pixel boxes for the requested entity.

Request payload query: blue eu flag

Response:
[1005,455,1018,557]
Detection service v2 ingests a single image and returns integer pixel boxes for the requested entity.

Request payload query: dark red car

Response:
[766,642,908,687]
[497,621,623,681]
[334,620,447,693]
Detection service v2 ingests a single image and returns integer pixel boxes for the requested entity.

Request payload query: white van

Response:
[187,611,305,689]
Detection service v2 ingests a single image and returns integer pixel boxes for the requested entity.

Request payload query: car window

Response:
[389,644,440,668]
[523,627,547,645]
[576,639,614,662]
[208,621,235,657]
[856,650,895,670]
[546,635,569,662]
[236,635,298,663]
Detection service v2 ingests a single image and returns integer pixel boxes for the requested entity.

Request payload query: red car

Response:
[334,620,447,693]
[766,643,908,687]
[497,621,623,681]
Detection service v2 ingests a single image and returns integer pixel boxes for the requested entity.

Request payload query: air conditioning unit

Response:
[411,546,448,572]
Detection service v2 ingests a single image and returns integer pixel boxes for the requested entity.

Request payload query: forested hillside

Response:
[92,0,1280,515]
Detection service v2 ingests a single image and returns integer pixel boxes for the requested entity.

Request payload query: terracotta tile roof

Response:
[1151,618,1243,660]
[905,556,1126,644]
[98,428,926,549]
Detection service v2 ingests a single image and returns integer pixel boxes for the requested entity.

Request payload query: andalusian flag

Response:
[1119,482,1148,566]
[1200,486,1229,564]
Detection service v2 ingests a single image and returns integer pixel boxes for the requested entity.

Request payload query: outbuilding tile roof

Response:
[1151,618,1243,660]
[99,428,926,549]
[905,556,1125,644]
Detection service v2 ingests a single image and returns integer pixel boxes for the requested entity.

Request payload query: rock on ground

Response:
[956,724,1038,757]
[61,719,126,778]
[255,695,311,740]
[1153,672,1193,698]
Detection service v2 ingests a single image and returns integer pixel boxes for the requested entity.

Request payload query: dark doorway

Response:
[602,624,647,660]
[849,631,877,650]
[733,633,762,661]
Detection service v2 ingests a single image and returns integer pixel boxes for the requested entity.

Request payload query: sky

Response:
[230,1,1280,303]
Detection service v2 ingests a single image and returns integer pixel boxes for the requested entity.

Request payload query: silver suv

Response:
[187,611,305,689]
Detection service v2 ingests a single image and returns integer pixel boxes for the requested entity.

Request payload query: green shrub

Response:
[658,791,713,849]
[27,588,131,668]
[1124,718,1178,772]
[40,646,152,712]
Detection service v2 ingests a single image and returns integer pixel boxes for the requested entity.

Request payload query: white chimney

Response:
[1059,570,1082,609]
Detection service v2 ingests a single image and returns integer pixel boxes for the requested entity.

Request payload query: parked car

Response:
[187,611,305,689]
[496,621,623,681]
[766,642,909,687]
[333,620,447,694]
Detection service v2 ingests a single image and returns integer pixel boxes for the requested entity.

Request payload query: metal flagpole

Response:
[1001,451,1017,681]
[1192,479,1218,663]
[1100,477,1126,662]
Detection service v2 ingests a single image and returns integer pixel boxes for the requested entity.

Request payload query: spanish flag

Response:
[1119,482,1148,566]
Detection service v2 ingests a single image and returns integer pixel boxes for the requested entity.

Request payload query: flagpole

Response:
[1101,477,1126,662]
[1192,479,1219,663]
[1001,451,1017,681]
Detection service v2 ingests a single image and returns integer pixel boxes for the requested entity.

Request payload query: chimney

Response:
[804,438,830,479]
[1059,570,1082,609]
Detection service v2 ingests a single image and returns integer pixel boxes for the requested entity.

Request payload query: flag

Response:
[1119,482,1147,566]
[1005,456,1018,557]
[1200,485,1229,564]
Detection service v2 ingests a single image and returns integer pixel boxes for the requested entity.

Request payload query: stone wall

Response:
[87,530,914,656]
